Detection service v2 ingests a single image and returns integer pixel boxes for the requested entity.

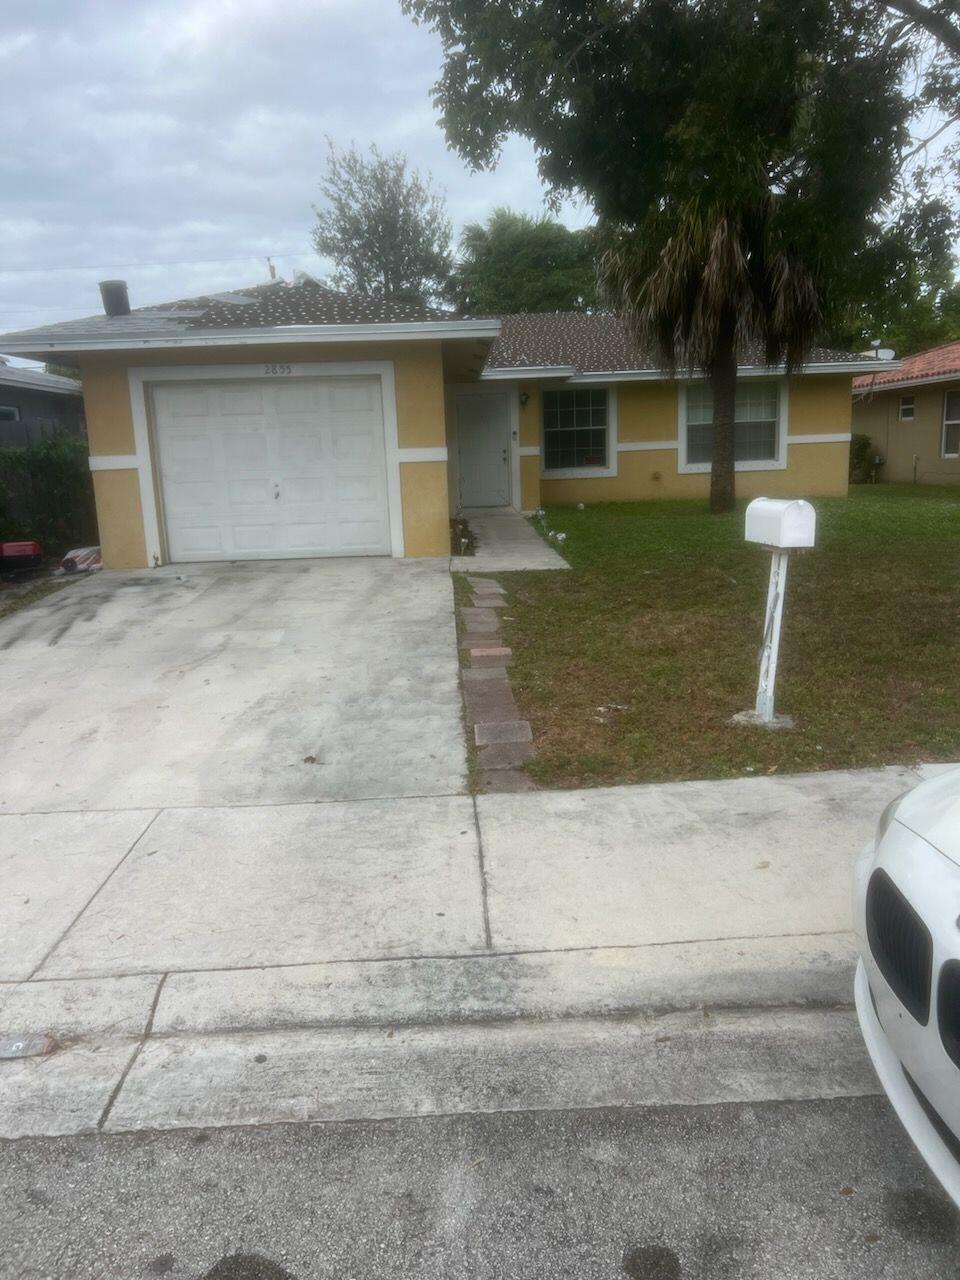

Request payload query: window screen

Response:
[542,389,608,470]
[685,383,779,464]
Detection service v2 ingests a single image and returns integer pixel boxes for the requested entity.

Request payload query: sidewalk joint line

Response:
[471,794,493,950]
[25,809,164,981]
[96,972,168,1132]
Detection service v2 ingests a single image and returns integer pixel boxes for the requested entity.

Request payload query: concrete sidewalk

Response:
[1,763,939,1139]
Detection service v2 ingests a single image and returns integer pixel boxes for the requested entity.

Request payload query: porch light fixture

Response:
[519,392,530,407]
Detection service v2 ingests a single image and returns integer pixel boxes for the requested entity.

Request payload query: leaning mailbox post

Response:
[742,498,816,725]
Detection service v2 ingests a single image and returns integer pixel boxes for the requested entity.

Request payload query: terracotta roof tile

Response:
[852,340,960,391]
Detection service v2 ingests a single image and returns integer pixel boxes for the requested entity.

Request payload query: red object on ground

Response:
[0,540,43,572]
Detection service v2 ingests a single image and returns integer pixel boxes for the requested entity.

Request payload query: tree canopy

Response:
[403,0,915,509]
[449,208,596,314]
[311,140,452,304]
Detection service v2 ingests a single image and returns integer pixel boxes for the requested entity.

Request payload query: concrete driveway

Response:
[0,558,465,812]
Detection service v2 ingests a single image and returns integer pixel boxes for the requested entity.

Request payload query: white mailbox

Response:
[745,497,816,549]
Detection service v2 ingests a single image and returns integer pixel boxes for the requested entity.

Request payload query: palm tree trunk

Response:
[709,313,737,514]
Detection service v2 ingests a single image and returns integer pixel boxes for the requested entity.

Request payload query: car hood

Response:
[894,767,960,867]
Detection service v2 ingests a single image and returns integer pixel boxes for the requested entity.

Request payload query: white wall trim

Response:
[540,385,619,480]
[617,440,678,453]
[481,365,576,381]
[677,377,789,474]
[126,360,406,565]
[787,433,851,444]
[88,454,139,471]
[398,446,448,463]
[518,445,541,457]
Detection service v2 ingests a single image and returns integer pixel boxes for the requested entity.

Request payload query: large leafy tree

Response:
[402,0,914,511]
[312,140,453,304]
[450,208,596,313]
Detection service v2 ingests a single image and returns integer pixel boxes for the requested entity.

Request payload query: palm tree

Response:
[598,196,822,513]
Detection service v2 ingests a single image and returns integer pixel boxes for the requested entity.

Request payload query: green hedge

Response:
[0,436,98,556]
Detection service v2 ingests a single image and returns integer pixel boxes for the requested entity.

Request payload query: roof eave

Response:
[0,317,501,358]
[853,369,960,395]
[483,358,901,383]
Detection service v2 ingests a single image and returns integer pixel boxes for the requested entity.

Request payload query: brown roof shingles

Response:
[488,311,866,375]
[852,339,960,391]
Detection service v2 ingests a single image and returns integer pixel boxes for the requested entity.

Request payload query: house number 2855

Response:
[263,363,292,376]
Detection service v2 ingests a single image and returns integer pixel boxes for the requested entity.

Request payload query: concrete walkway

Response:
[1,762,943,1138]
[450,508,569,572]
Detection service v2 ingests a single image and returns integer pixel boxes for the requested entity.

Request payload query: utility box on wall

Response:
[744,497,816,550]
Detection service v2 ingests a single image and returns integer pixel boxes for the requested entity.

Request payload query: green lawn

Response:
[498,485,960,788]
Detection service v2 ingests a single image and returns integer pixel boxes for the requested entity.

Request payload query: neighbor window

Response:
[943,390,960,457]
[685,382,780,466]
[899,395,915,421]
[542,389,608,470]
[0,406,20,422]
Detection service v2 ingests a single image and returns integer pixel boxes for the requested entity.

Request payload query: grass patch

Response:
[502,485,960,788]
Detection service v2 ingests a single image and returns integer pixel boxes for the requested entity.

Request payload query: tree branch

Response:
[883,0,960,58]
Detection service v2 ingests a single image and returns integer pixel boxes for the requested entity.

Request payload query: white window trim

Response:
[540,385,618,480]
[942,391,960,459]
[677,378,789,474]
[898,394,915,422]
[127,360,405,567]
[0,405,21,421]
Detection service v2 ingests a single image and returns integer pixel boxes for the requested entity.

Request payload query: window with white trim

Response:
[943,390,960,457]
[0,406,20,423]
[685,382,780,465]
[898,395,915,421]
[542,389,608,470]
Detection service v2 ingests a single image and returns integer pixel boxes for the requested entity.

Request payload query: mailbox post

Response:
[743,498,816,725]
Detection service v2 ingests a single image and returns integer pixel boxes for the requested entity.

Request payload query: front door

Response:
[456,391,511,507]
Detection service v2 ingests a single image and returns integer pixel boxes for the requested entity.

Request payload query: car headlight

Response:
[876,792,907,844]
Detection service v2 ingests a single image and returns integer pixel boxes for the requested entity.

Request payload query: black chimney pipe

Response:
[99,280,131,317]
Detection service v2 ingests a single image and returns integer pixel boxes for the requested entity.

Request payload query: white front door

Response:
[456,391,511,508]
[153,375,391,561]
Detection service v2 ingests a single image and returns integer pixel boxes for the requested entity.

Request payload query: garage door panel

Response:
[218,386,265,415]
[155,375,391,562]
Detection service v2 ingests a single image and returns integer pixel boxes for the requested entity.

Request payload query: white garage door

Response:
[153,376,392,561]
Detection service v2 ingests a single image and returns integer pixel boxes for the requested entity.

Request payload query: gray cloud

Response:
[0,0,592,339]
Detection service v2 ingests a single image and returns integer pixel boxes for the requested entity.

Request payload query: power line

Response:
[0,248,317,276]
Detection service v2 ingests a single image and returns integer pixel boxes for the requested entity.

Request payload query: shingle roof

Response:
[0,277,461,346]
[487,311,870,375]
[0,364,82,396]
[852,339,960,391]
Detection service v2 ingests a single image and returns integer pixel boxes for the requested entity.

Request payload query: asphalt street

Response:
[1,1095,957,1280]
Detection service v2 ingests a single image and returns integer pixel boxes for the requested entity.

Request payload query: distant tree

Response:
[311,141,452,304]
[44,363,80,380]
[449,208,596,314]
[836,195,960,355]
[403,0,914,512]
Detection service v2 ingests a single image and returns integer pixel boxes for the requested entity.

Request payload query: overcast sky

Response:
[0,0,593,343]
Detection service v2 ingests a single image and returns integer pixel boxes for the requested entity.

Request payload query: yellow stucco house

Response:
[0,277,891,569]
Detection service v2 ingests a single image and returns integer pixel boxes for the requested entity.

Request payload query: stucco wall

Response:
[78,341,450,566]
[853,381,960,486]
[537,374,851,505]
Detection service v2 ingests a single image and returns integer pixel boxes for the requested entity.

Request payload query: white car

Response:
[855,766,960,1208]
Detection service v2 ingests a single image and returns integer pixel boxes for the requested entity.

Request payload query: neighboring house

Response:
[0,277,892,569]
[853,340,960,486]
[0,363,84,447]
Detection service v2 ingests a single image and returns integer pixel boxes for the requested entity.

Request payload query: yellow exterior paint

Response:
[77,341,450,567]
[399,460,449,556]
[90,470,147,569]
[616,381,679,442]
[853,381,960,486]
[75,340,853,567]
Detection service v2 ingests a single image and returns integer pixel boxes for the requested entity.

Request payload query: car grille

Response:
[939,960,960,1070]
[866,869,933,1024]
